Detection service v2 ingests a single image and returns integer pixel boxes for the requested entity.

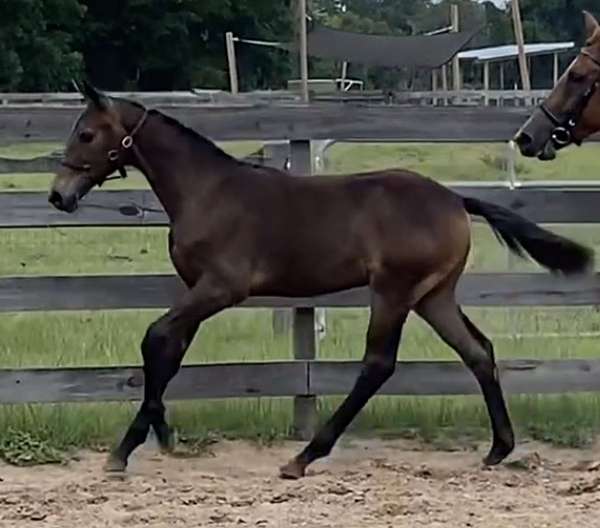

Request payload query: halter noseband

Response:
[540,48,600,148]
[61,108,149,187]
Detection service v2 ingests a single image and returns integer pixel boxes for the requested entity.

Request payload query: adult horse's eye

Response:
[79,130,95,143]
[568,70,586,84]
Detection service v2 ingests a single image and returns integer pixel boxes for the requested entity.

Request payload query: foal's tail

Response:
[463,197,594,275]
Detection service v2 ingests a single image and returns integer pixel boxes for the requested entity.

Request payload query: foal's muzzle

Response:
[48,189,78,213]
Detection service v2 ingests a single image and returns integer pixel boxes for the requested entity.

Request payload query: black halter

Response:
[61,109,149,187]
[539,48,600,148]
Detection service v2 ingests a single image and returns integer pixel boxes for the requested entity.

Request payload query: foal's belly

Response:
[252,250,368,298]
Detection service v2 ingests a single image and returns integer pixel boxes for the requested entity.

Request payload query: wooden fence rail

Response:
[2,359,600,404]
[0,105,541,144]
[2,273,600,313]
[3,184,600,227]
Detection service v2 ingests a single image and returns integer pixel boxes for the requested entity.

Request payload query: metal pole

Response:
[340,61,348,91]
[225,32,239,95]
[511,0,531,91]
[483,61,490,106]
[451,4,461,92]
[441,64,448,105]
[553,52,559,86]
[298,0,310,102]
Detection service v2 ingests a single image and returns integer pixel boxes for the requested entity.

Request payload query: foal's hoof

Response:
[483,441,514,466]
[104,455,127,473]
[279,459,306,480]
[155,425,176,454]
[159,433,176,455]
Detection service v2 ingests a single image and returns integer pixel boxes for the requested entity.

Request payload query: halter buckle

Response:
[552,127,572,147]
[122,136,134,149]
[108,149,119,162]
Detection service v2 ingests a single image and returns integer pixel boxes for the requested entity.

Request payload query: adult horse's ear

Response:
[583,11,599,41]
[76,79,110,111]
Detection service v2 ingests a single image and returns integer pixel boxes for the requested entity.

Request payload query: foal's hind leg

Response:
[416,289,515,465]
[105,275,242,472]
[280,288,409,479]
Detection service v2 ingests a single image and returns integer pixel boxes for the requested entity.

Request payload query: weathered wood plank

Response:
[2,185,600,228]
[0,191,165,227]
[1,359,599,404]
[0,90,300,106]
[0,105,536,144]
[282,139,318,440]
[309,359,600,396]
[0,154,61,174]
[0,147,269,176]
[1,273,600,313]
[456,185,600,224]
[0,362,308,403]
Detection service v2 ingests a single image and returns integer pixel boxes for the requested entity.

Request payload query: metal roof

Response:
[458,42,575,63]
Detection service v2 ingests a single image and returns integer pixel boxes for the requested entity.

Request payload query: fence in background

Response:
[1,97,600,438]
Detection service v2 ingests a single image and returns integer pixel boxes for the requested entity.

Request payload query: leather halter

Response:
[539,48,600,148]
[61,108,149,187]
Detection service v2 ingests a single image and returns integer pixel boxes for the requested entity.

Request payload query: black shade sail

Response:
[302,24,481,69]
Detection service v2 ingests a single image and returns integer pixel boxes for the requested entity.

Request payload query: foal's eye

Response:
[79,130,95,143]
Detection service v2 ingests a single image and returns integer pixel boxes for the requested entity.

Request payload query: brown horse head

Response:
[49,81,145,212]
[514,11,600,160]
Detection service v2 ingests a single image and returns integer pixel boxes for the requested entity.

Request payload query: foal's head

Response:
[514,11,600,160]
[49,81,143,212]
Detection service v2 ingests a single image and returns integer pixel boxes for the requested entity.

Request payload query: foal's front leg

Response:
[105,274,244,472]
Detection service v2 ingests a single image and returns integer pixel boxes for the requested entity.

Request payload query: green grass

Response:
[2,140,600,464]
[326,141,600,182]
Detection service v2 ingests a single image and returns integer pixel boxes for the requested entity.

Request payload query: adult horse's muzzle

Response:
[513,108,562,161]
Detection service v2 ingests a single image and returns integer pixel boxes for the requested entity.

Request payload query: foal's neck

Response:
[117,101,235,221]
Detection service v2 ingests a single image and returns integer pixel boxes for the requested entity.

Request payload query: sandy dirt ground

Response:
[1,438,600,528]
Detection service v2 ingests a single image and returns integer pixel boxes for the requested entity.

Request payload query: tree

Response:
[80,0,293,91]
[1,0,596,92]
[0,0,83,91]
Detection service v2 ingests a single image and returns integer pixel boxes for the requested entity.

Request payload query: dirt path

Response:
[1,438,600,527]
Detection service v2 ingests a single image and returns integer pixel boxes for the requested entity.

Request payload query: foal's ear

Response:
[583,11,600,41]
[74,79,111,111]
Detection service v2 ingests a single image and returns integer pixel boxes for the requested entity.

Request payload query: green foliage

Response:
[0,429,65,466]
[0,0,84,91]
[0,0,597,91]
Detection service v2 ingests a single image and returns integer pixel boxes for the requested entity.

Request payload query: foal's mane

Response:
[113,97,236,162]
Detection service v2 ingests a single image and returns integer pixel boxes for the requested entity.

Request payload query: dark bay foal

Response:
[49,82,594,479]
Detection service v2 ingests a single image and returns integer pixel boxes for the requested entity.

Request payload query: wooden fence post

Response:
[290,139,318,440]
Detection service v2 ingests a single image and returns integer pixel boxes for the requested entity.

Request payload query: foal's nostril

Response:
[48,190,64,209]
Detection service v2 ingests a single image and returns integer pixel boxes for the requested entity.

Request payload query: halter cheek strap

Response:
[104,110,149,184]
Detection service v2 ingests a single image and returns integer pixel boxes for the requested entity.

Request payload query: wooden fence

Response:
[0,89,562,108]
[2,99,600,438]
